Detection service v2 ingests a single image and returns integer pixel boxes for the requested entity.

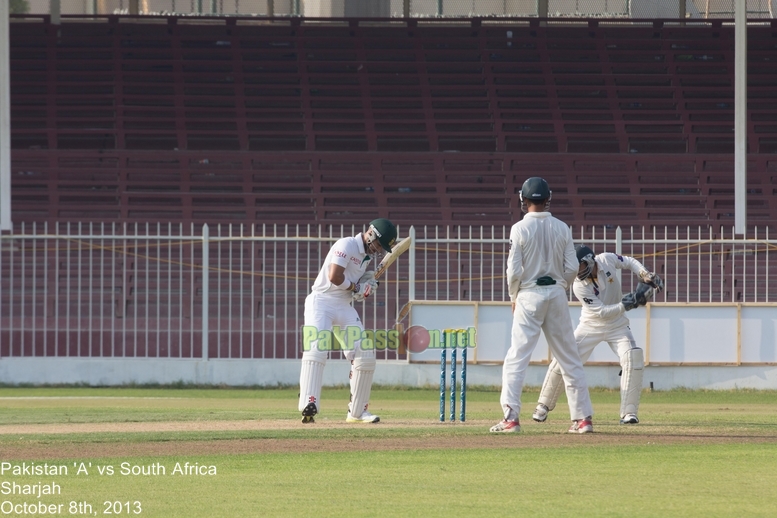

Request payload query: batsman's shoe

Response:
[620,414,639,425]
[489,419,521,433]
[301,402,317,424]
[532,404,549,423]
[346,410,380,423]
[568,417,594,434]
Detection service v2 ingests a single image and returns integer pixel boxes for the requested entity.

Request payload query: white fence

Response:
[1,222,776,362]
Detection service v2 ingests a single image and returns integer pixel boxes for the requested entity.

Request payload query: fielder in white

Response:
[298,218,398,424]
[532,245,663,425]
[491,177,595,434]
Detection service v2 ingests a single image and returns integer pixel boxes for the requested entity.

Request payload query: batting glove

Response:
[358,271,376,285]
[352,279,377,302]
[640,271,664,293]
[359,271,379,295]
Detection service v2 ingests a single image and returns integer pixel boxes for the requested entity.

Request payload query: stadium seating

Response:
[8,15,777,231]
[6,15,777,358]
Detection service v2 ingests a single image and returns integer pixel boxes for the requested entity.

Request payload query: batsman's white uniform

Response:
[500,212,594,422]
[298,233,376,419]
[537,252,648,420]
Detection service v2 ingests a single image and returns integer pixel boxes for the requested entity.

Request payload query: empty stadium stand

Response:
[7,15,777,230]
[5,15,777,359]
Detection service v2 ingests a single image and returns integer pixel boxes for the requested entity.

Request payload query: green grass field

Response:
[1,386,776,517]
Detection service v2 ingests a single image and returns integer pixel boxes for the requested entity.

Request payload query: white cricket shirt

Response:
[506,211,578,302]
[573,252,648,326]
[310,233,372,302]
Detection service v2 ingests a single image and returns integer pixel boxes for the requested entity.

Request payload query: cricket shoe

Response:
[489,419,521,433]
[301,402,317,424]
[620,413,639,425]
[346,410,380,423]
[568,417,594,434]
[532,404,549,423]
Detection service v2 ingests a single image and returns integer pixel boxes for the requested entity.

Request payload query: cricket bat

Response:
[373,236,412,280]
[394,301,413,355]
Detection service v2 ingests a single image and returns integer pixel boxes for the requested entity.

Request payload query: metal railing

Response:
[1,223,775,359]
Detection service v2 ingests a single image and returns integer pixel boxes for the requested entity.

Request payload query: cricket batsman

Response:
[298,218,397,424]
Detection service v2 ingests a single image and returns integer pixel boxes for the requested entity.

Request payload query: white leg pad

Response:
[537,359,565,412]
[298,354,326,412]
[620,348,644,417]
[348,357,376,418]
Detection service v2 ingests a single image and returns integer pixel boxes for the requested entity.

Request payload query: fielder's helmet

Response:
[520,177,552,202]
[368,218,397,252]
[519,177,552,213]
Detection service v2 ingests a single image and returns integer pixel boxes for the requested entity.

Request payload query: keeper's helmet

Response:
[576,244,596,281]
[519,177,552,213]
[368,218,397,252]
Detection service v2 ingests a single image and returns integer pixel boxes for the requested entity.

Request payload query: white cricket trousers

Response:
[301,293,370,362]
[298,293,376,414]
[500,286,593,421]
[574,320,637,364]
